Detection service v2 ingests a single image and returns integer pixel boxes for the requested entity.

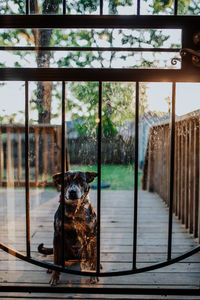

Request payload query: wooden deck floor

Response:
[0,188,200,299]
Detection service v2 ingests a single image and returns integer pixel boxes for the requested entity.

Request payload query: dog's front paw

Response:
[49,271,60,286]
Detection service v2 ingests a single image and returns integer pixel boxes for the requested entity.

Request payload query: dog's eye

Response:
[75,178,84,186]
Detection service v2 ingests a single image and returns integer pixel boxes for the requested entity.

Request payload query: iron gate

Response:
[0,0,200,296]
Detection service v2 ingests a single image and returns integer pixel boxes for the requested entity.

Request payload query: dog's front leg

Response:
[50,235,62,286]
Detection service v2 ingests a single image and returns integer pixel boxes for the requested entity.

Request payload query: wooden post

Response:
[43,127,48,182]
[17,129,22,183]
[51,128,55,175]
[184,122,189,229]
[174,125,178,216]
[6,128,14,187]
[56,126,62,172]
[35,127,39,187]
[147,128,154,192]
[188,120,194,234]
[177,123,181,220]
[0,127,4,186]
[193,118,199,238]
[181,122,185,225]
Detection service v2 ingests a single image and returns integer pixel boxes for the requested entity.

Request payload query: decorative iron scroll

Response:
[172,48,200,67]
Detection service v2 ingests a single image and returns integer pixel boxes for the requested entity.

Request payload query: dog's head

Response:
[53,171,97,203]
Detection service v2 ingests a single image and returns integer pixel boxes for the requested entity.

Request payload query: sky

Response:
[0,81,200,124]
[0,18,199,122]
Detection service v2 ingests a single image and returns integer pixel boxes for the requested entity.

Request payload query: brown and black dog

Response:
[38,171,98,285]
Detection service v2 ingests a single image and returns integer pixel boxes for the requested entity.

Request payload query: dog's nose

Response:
[69,190,77,200]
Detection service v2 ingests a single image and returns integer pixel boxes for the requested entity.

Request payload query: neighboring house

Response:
[139,112,170,169]
[118,112,170,169]
[66,120,82,139]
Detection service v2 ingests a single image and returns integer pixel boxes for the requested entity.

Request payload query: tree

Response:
[67,81,148,137]
[0,0,198,125]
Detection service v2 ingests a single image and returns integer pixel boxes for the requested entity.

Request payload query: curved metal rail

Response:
[0,242,199,277]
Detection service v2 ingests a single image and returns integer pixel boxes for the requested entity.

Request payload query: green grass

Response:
[3,165,142,191]
[71,164,142,190]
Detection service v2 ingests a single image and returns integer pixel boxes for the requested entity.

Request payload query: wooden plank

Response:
[43,128,48,182]
[0,128,4,186]
[17,129,22,182]
[173,125,178,215]
[177,123,181,220]
[51,128,55,175]
[6,128,14,187]
[34,128,39,187]
[56,126,62,172]
[193,118,199,238]
[188,120,194,234]
[147,128,154,192]
[181,122,185,224]
[0,188,200,292]
[184,121,189,229]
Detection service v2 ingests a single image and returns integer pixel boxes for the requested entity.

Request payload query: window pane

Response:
[0,29,182,49]
[0,28,181,69]
[141,0,174,15]
[0,0,25,14]
[65,0,99,14]
[138,82,173,263]
[0,81,26,253]
[101,82,135,272]
[178,0,200,15]
[103,0,136,15]
[30,0,62,15]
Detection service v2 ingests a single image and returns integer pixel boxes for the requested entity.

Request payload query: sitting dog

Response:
[38,170,98,285]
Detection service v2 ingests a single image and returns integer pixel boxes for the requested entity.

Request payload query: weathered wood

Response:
[43,128,48,182]
[0,125,62,188]
[51,128,55,175]
[143,112,200,242]
[17,129,22,182]
[0,189,200,293]
[193,118,199,238]
[34,128,39,187]
[0,127,4,186]
[189,120,194,234]
[6,128,14,187]
[184,121,189,229]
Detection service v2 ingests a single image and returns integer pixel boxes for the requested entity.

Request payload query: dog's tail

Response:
[38,243,53,255]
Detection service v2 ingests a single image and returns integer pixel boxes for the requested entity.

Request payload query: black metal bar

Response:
[0,15,198,29]
[100,0,103,15]
[3,69,200,83]
[61,81,66,266]
[0,286,200,296]
[0,241,199,276]
[96,81,102,273]
[137,0,140,15]
[174,0,178,16]
[167,82,176,260]
[63,0,66,15]
[26,0,29,15]
[133,81,139,269]
[0,46,180,52]
[25,81,30,257]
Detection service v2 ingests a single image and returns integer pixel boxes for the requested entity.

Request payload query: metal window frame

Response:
[0,6,200,296]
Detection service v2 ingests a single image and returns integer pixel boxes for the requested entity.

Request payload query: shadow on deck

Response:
[0,188,200,299]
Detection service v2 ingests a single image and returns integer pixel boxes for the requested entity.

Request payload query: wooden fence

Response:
[0,124,63,187]
[0,124,134,187]
[142,110,200,242]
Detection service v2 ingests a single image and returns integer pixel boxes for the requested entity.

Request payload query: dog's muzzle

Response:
[67,184,82,201]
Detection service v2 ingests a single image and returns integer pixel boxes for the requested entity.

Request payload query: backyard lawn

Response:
[71,165,142,190]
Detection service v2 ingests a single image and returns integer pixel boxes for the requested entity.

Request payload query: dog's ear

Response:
[85,172,98,183]
[52,172,63,186]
